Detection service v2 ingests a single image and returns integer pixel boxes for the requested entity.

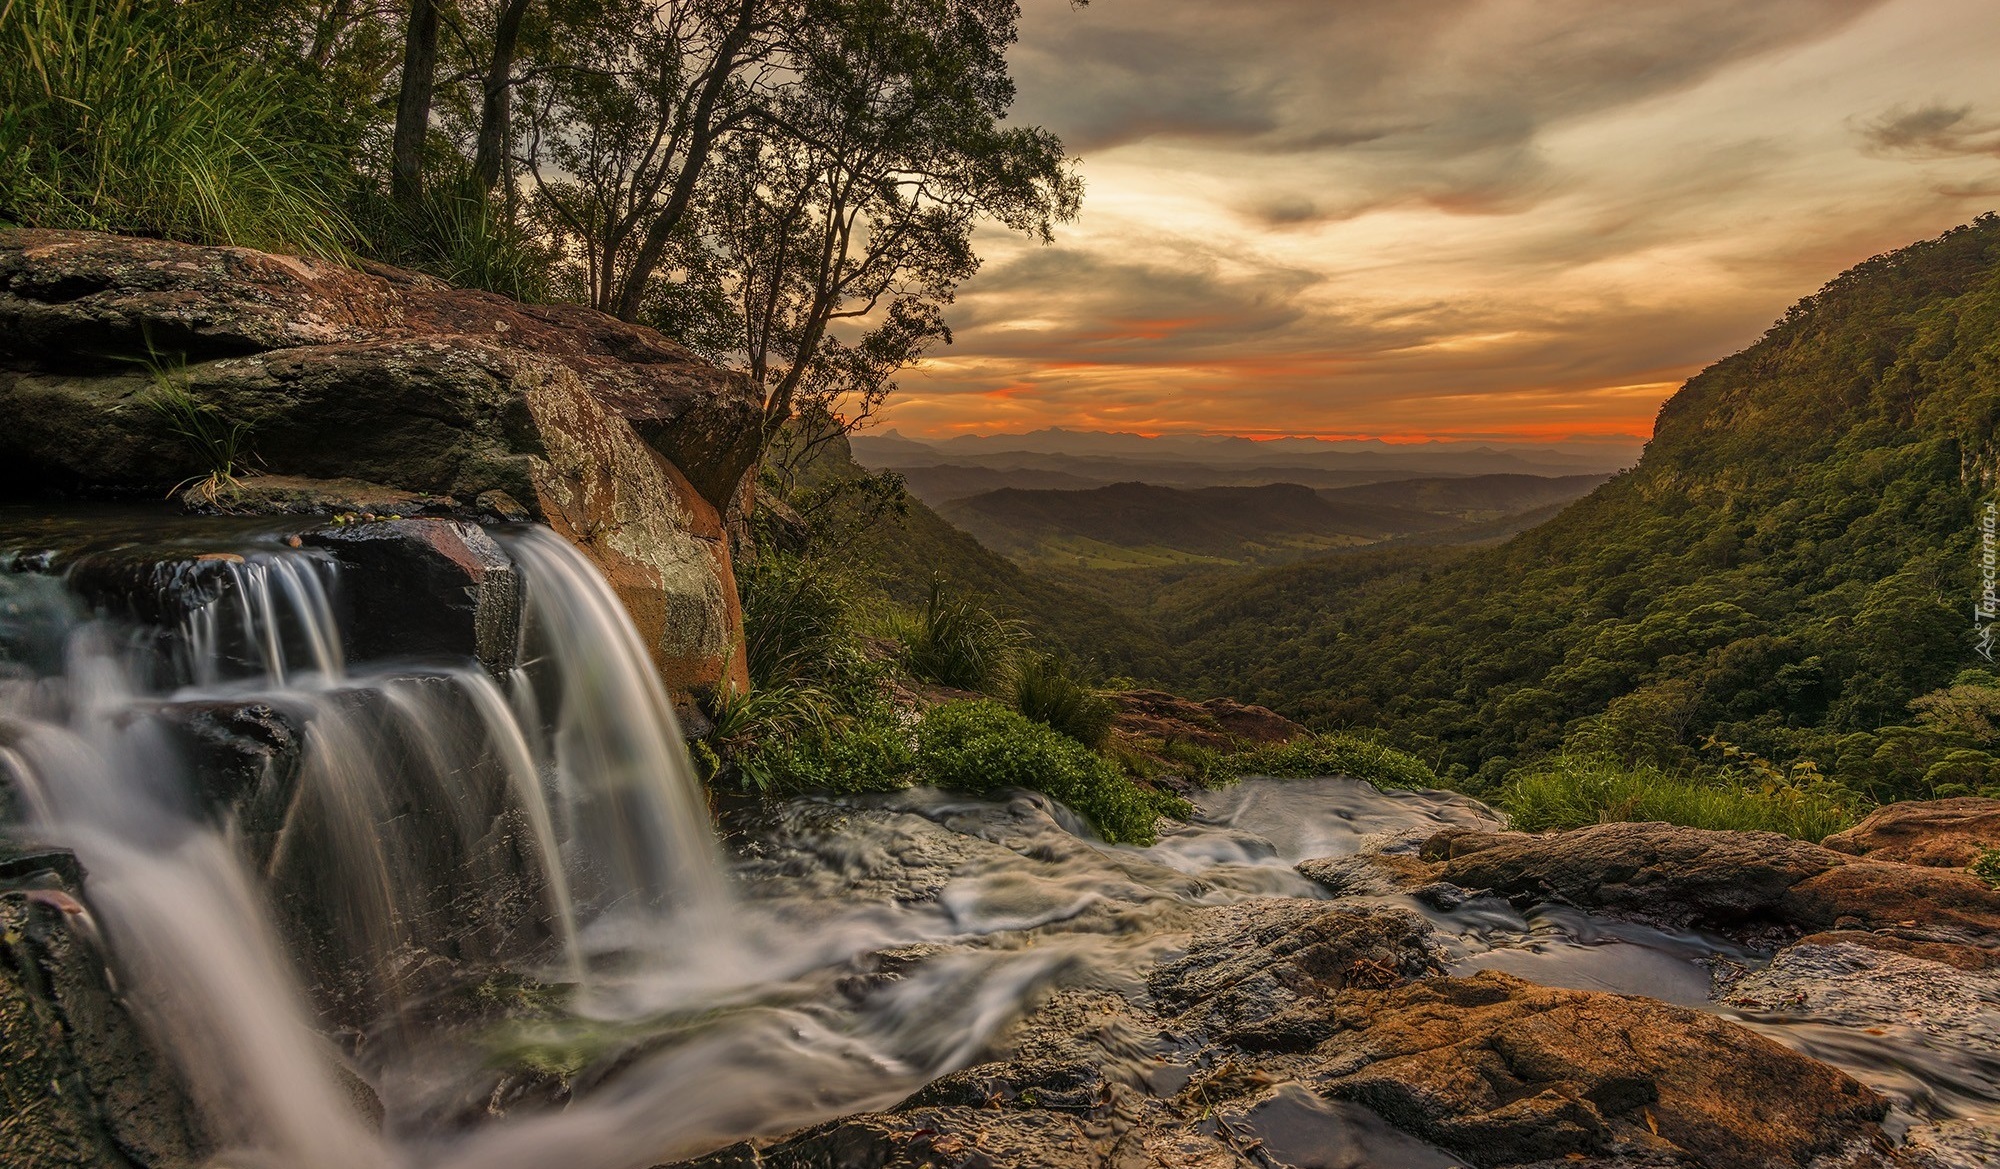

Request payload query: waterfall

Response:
[0,524,734,1168]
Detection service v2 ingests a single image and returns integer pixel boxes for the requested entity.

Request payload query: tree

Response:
[523,0,779,313]
[703,0,1080,457]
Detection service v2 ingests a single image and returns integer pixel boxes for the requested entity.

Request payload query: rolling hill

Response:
[934,475,1608,569]
[1146,213,2000,796]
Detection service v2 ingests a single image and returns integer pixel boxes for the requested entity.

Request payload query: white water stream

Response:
[0,516,1993,1168]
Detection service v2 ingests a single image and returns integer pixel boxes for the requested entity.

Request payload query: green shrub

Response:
[1501,752,1858,841]
[727,710,916,796]
[740,550,869,692]
[0,0,353,254]
[1012,654,1114,748]
[1224,733,1440,790]
[354,174,551,301]
[896,576,1021,692]
[1970,847,2000,889]
[915,701,1189,845]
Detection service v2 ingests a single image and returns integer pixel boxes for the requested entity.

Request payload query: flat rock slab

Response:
[1823,798,2000,869]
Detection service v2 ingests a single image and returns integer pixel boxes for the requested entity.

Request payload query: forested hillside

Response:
[1158,214,2000,799]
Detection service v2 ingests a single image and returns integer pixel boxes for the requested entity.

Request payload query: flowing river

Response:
[0,513,1993,1168]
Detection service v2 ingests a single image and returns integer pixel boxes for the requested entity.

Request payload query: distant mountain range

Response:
[853,428,1640,485]
[935,474,1611,569]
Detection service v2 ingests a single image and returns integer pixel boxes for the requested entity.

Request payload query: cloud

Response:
[893,0,2000,443]
[1012,0,1887,215]
[1858,102,2000,159]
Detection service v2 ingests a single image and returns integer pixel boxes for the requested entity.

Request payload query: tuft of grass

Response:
[355,174,550,301]
[138,352,255,504]
[1970,847,2000,890]
[1500,752,1858,842]
[0,0,354,255]
[915,700,1189,845]
[1012,653,1114,749]
[895,576,1022,693]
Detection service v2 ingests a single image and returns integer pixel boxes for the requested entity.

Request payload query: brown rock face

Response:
[1822,797,2000,868]
[1109,688,1304,748]
[1320,972,1888,1169]
[657,900,1906,1169]
[1419,820,2000,968]
[0,230,761,693]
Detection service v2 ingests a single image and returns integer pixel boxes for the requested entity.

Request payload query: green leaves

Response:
[0,0,355,254]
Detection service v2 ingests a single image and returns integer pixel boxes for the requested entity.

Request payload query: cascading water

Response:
[1,513,1994,1169]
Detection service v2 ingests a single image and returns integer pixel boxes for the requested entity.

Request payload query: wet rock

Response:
[1150,900,1444,1052]
[1422,822,1839,930]
[150,699,303,829]
[0,228,758,693]
[179,474,460,518]
[0,852,210,1169]
[675,1108,1102,1169]
[305,518,519,674]
[1822,798,2000,869]
[1315,972,1891,1169]
[1722,941,2000,1055]
[1421,822,2000,966]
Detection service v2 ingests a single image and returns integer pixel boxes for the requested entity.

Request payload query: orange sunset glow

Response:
[881,0,2000,446]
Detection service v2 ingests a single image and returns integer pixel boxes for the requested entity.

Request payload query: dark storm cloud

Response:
[1013,0,1887,213]
[1858,102,2000,159]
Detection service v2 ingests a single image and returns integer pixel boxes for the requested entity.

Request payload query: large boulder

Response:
[0,851,210,1169]
[0,230,761,693]
[1822,798,2000,869]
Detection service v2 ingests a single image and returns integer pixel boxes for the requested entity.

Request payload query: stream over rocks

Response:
[1,511,1996,1169]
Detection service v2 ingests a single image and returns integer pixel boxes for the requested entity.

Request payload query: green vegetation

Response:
[914,701,1189,845]
[0,0,356,254]
[895,575,1023,692]
[1501,753,1857,842]
[138,354,256,502]
[1128,215,2000,807]
[1971,847,2000,889]
[1012,654,1115,749]
[1226,734,1440,790]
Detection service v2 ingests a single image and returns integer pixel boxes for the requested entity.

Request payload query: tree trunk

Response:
[391,0,441,210]
[470,0,533,195]
[610,0,760,321]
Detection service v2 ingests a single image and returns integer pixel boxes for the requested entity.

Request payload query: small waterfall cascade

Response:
[0,519,733,1168]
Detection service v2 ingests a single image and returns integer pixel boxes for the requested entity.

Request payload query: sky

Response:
[879,0,2000,444]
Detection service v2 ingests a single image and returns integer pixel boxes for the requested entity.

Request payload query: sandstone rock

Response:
[1109,688,1304,749]
[1422,822,1840,929]
[304,518,520,674]
[1316,972,1890,1169]
[1822,798,2000,869]
[180,474,459,518]
[0,851,210,1169]
[1149,900,1443,1051]
[1420,820,2000,971]
[0,229,759,693]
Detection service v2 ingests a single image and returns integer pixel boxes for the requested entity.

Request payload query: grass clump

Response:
[896,576,1022,692]
[1969,847,2000,889]
[1012,653,1115,749]
[0,0,354,255]
[1500,752,1858,842]
[1225,733,1440,790]
[137,352,256,503]
[915,700,1189,845]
